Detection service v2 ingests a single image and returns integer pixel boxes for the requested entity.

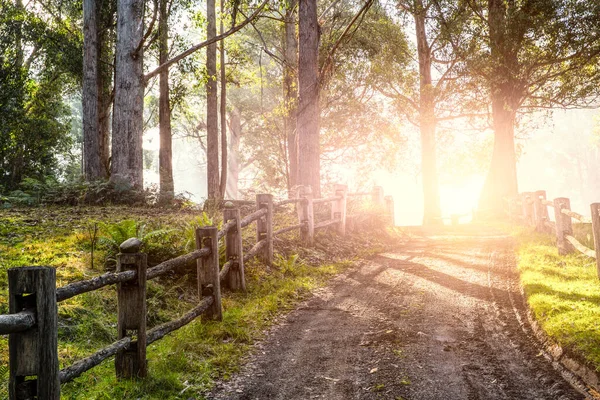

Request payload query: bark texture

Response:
[226,108,241,199]
[219,0,227,199]
[111,0,145,189]
[206,0,220,199]
[297,0,321,197]
[478,0,521,214]
[283,0,298,194]
[414,3,441,225]
[83,0,102,180]
[159,0,174,201]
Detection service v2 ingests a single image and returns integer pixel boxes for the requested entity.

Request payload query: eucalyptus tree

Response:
[459,0,600,213]
[371,0,479,225]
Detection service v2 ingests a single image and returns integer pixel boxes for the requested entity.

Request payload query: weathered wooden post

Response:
[196,226,222,320]
[385,195,395,226]
[331,184,348,235]
[115,238,147,379]
[8,266,59,400]
[553,197,574,255]
[521,192,535,226]
[297,185,315,246]
[590,203,600,279]
[223,203,245,291]
[372,186,384,207]
[256,194,274,267]
[533,190,549,233]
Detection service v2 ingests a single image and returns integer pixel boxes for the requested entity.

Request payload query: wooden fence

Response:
[508,190,600,277]
[0,184,394,399]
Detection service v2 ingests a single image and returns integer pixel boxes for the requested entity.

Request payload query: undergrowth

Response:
[0,205,397,399]
[515,227,600,372]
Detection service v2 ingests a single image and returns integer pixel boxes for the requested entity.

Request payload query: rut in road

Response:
[210,227,588,400]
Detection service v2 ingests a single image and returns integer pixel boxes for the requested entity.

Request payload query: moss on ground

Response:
[516,226,600,372]
[0,205,397,399]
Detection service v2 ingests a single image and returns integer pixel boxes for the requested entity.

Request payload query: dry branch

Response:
[147,296,213,344]
[59,337,132,383]
[0,310,36,334]
[219,260,233,281]
[564,235,596,258]
[147,248,210,279]
[560,208,592,224]
[240,208,268,228]
[274,223,305,236]
[243,240,267,263]
[274,198,303,206]
[56,270,136,302]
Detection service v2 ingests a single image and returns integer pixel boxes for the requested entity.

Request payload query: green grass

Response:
[0,206,391,399]
[516,228,600,371]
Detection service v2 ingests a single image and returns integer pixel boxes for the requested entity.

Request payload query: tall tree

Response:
[413,0,441,225]
[464,0,600,214]
[111,0,145,188]
[297,0,320,196]
[219,0,228,198]
[82,0,102,180]
[158,0,174,201]
[283,0,298,194]
[206,0,220,199]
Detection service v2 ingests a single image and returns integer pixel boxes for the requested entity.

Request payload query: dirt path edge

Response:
[514,283,600,399]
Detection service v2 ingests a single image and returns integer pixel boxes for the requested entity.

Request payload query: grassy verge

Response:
[0,205,395,399]
[516,226,600,372]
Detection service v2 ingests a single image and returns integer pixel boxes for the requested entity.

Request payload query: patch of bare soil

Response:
[209,226,588,400]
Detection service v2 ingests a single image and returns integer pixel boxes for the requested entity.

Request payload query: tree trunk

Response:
[83,0,102,180]
[218,0,227,199]
[283,0,298,195]
[297,0,320,197]
[206,0,219,199]
[414,3,441,225]
[478,0,520,214]
[226,107,241,199]
[158,0,174,202]
[111,0,145,189]
[98,0,115,178]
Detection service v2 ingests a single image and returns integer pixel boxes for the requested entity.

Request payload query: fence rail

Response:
[0,184,394,400]
[508,191,600,276]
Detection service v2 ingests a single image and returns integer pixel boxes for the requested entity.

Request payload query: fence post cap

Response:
[120,237,142,253]
[224,201,235,208]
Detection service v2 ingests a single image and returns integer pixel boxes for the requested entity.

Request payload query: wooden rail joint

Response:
[8,266,59,400]
[223,204,246,291]
[196,227,222,321]
[256,194,274,267]
[115,239,147,379]
[553,197,575,256]
[296,186,315,246]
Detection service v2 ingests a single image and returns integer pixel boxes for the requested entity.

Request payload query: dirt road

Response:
[210,227,588,400]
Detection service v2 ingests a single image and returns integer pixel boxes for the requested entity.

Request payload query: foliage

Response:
[516,229,600,372]
[0,0,82,190]
[0,205,397,399]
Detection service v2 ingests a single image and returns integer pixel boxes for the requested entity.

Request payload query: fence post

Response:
[196,226,222,320]
[533,190,549,232]
[553,197,574,255]
[115,238,147,379]
[223,204,246,291]
[372,186,384,207]
[297,185,314,246]
[591,203,600,279]
[385,195,395,226]
[8,266,59,400]
[331,184,347,235]
[256,194,274,267]
[522,192,535,226]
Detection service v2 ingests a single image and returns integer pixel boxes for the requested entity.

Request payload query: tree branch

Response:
[144,0,269,83]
